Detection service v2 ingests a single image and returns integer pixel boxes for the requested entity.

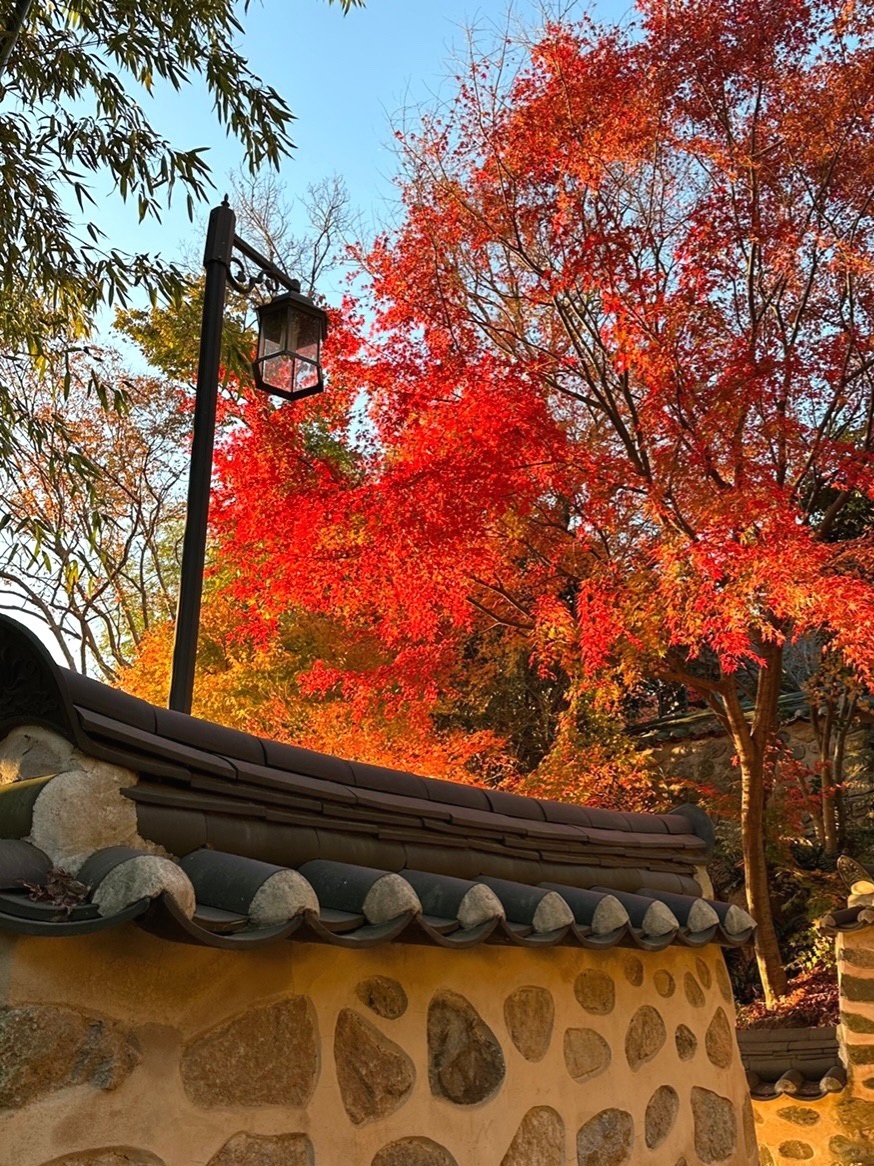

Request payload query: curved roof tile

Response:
[0,615,754,953]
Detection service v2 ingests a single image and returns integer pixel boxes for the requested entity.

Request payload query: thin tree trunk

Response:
[813,691,855,858]
[831,698,855,854]
[819,700,840,858]
[822,770,840,858]
[722,647,789,1006]
[808,704,826,849]
[822,753,840,859]
[836,784,847,848]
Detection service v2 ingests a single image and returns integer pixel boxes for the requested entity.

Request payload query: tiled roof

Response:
[0,615,755,952]
[629,692,810,745]
[0,837,754,951]
[738,1027,846,1101]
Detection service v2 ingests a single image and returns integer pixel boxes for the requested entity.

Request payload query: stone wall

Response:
[644,722,874,827]
[749,1092,870,1166]
[751,932,874,1165]
[0,928,757,1165]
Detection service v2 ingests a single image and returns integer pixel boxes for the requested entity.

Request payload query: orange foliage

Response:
[211,3,874,705]
[121,598,510,784]
[194,0,874,1000]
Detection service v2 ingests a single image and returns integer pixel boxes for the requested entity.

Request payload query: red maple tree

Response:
[211,0,874,1004]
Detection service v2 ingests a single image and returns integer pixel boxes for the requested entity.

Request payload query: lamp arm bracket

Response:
[227,234,300,298]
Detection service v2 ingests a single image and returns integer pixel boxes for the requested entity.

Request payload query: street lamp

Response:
[168,198,330,715]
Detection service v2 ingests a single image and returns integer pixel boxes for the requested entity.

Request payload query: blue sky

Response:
[103,0,631,291]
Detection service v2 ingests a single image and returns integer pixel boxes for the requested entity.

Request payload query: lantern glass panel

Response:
[258,311,284,357]
[294,312,323,364]
[258,351,321,398]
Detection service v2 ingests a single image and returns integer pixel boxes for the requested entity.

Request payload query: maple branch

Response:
[468,575,535,621]
[817,489,853,539]
[653,658,726,698]
[792,341,859,501]
[466,595,535,632]
[553,292,652,481]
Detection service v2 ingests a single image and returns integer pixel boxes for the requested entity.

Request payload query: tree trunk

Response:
[722,648,789,1006]
[822,764,840,859]
[837,785,847,849]
[814,692,854,859]
[819,701,840,859]
[794,728,824,848]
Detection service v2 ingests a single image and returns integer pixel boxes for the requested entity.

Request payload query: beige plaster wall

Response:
[750,1092,856,1166]
[751,932,874,1165]
[0,929,757,1166]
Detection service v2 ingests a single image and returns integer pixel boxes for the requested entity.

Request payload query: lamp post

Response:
[168,198,329,715]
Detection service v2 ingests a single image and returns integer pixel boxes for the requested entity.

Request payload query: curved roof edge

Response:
[0,614,714,892]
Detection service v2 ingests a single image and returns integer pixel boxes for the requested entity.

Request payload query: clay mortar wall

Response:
[0,928,756,1166]
[750,1092,861,1166]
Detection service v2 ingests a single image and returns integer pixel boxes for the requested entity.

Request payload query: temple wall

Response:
[750,1093,854,1165]
[752,932,874,1165]
[0,927,757,1166]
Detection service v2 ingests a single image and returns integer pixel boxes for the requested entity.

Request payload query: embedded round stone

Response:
[759,1150,776,1166]
[704,1007,733,1069]
[624,956,644,987]
[207,1133,314,1165]
[576,1109,634,1166]
[504,986,554,1063]
[0,1004,140,1109]
[841,946,874,968]
[372,1138,458,1166]
[335,1008,415,1125]
[778,1143,814,1160]
[500,1106,564,1166]
[695,957,712,990]
[574,969,615,1015]
[841,1011,874,1034]
[846,1096,874,1133]
[645,1085,679,1149]
[564,1028,611,1082]
[777,1107,819,1127]
[714,959,733,1003]
[427,989,505,1105]
[837,977,874,1003]
[654,970,675,998]
[829,1135,874,1164]
[182,998,318,1108]
[625,1005,666,1071]
[0,724,76,782]
[691,1086,737,1163]
[684,973,706,1007]
[38,1155,165,1166]
[675,1024,697,1060]
[356,977,408,1020]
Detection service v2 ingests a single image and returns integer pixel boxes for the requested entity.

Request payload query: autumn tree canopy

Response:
[205,0,874,1003]
[0,352,188,678]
